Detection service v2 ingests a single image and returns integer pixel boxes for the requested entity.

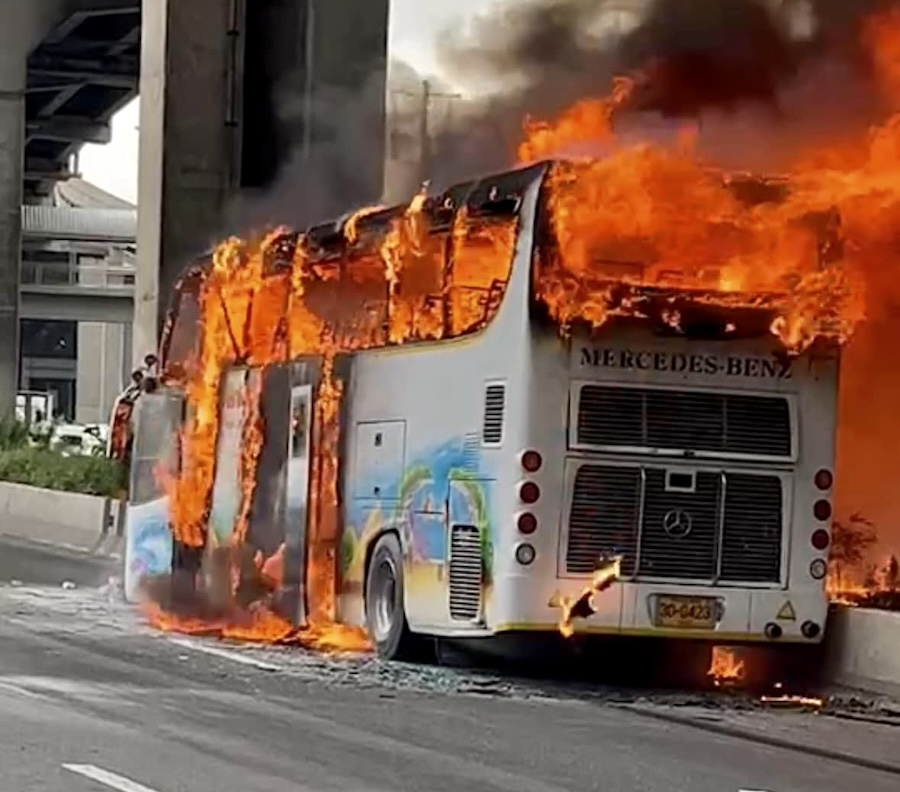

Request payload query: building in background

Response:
[20,177,135,424]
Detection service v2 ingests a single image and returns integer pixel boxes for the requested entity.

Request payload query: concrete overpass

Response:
[132,0,390,362]
[21,201,135,325]
[1,0,139,415]
[1,0,391,415]
[18,187,136,421]
[22,282,132,324]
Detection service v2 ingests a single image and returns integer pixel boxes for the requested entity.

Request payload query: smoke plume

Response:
[417,0,898,185]
[420,0,900,564]
[208,0,391,245]
[222,68,389,236]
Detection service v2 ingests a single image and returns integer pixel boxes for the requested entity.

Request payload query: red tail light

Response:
[519,481,540,504]
[814,469,833,490]
[811,529,830,550]
[813,499,832,521]
[521,450,542,473]
[517,513,537,534]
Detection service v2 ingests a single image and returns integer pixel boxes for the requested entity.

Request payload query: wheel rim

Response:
[371,556,398,642]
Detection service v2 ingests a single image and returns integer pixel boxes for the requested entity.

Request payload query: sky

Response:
[79,0,491,204]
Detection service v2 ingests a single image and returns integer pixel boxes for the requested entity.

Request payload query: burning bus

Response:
[116,157,845,661]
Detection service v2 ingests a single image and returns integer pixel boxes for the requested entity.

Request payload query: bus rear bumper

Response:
[489,623,821,644]
[488,578,828,644]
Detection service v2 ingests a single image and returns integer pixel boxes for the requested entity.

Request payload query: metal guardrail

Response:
[20,260,135,291]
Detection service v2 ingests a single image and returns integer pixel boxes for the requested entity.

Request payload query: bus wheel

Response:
[365,533,418,661]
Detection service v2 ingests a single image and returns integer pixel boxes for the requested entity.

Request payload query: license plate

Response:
[654,595,716,629]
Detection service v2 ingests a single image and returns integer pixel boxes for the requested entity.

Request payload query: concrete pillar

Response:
[310,0,390,210]
[235,0,390,219]
[76,321,127,424]
[134,0,235,365]
[0,0,61,415]
[0,78,24,416]
[135,0,391,367]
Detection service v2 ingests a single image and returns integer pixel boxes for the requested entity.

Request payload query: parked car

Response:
[50,424,107,457]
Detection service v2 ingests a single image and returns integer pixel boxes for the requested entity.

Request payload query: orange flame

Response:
[550,555,622,638]
[306,351,342,625]
[761,693,824,710]
[234,374,263,546]
[142,598,368,654]
[522,134,865,353]
[708,646,746,687]
[516,8,900,566]
[148,186,518,646]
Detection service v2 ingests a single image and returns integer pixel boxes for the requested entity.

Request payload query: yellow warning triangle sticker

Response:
[776,601,796,621]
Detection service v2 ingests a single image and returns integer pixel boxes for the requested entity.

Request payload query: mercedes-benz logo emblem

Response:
[662,509,693,538]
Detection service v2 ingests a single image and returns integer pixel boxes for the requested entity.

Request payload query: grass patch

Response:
[0,446,126,497]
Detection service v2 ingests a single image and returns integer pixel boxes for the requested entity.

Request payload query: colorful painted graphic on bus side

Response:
[124,496,172,601]
[122,390,183,603]
[341,436,496,626]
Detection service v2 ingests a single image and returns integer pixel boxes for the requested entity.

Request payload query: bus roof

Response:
[183,159,804,271]
[162,160,839,358]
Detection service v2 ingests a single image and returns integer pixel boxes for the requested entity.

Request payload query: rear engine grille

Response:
[720,473,783,582]
[565,464,784,583]
[639,469,720,579]
[567,465,640,576]
[449,524,482,620]
[577,385,791,458]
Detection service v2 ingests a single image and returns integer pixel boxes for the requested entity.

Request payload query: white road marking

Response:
[62,764,161,792]
[0,679,45,700]
[0,682,46,701]
[166,636,284,672]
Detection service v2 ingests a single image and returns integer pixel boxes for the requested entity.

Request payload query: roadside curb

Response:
[614,702,900,776]
[0,481,125,559]
[824,607,900,698]
[0,531,121,561]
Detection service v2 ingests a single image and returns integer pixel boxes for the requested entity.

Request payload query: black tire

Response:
[364,533,418,660]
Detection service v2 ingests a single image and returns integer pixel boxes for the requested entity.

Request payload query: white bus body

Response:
[339,168,839,653]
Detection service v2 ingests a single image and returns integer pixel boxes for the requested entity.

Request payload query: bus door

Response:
[209,367,253,549]
[283,362,315,625]
[242,356,345,627]
[204,367,255,606]
[250,360,318,626]
[241,364,287,609]
[124,388,184,602]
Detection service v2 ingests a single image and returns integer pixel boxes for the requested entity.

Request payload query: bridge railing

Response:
[21,259,136,291]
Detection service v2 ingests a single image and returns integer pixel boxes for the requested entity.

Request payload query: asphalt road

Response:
[0,533,115,588]
[0,536,899,792]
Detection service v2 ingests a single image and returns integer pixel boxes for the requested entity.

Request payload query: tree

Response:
[829,513,877,587]
[863,565,879,590]
[884,555,899,591]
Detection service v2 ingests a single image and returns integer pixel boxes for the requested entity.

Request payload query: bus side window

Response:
[447,222,513,337]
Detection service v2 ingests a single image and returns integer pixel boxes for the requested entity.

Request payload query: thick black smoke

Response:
[415,0,899,187]
[223,69,389,234]
[214,0,391,243]
[202,0,900,250]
